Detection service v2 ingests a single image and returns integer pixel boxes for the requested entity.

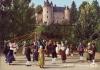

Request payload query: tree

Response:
[35,5,43,14]
[77,1,100,41]
[0,0,36,41]
[0,0,12,40]
[70,1,78,24]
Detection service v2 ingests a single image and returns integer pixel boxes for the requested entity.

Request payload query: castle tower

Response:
[43,0,53,25]
[64,6,70,22]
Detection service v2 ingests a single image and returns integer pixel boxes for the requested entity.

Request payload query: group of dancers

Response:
[3,39,97,68]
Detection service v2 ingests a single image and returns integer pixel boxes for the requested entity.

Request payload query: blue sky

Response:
[31,0,100,8]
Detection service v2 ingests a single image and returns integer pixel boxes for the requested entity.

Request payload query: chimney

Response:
[55,4,56,7]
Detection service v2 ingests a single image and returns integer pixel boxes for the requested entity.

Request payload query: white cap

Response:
[88,42,91,46]
[40,45,43,49]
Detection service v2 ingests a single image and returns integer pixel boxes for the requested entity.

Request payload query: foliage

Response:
[76,0,100,41]
[0,0,36,41]
[35,5,43,14]
[70,1,78,24]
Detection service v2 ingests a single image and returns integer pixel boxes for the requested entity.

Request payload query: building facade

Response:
[36,0,70,25]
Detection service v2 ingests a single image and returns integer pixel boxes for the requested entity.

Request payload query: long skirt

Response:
[7,50,15,63]
[33,51,38,61]
[38,54,44,66]
[60,51,66,60]
[52,52,57,58]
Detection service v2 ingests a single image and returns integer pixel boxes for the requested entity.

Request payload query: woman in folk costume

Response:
[65,45,70,56]
[12,42,18,54]
[7,41,15,64]
[22,41,26,55]
[11,41,19,58]
[56,42,61,55]
[51,42,57,64]
[69,44,74,56]
[77,42,85,61]
[60,43,66,63]
[25,45,31,66]
[38,45,45,68]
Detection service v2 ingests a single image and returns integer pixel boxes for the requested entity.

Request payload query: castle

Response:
[36,0,70,25]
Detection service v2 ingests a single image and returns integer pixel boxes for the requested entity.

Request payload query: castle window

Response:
[47,11,48,13]
[47,16,48,18]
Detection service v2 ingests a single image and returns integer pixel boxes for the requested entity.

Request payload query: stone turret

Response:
[43,0,53,25]
[64,6,70,22]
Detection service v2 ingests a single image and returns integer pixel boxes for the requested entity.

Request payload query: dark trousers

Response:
[79,51,84,56]
[52,52,57,58]
[26,54,31,61]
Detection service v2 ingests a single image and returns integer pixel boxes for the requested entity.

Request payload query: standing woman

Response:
[38,45,45,68]
[22,41,26,55]
[65,45,70,56]
[70,44,74,56]
[60,43,66,63]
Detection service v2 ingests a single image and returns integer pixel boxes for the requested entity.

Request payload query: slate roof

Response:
[53,7,65,12]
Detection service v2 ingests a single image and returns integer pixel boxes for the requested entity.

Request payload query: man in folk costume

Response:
[3,41,10,63]
[87,42,97,64]
[33,41,39,62]
[51,42,57,64]
[87,42,91,61]
[25,45,31,66]
[46,40,52,57]
[77,42,85,61]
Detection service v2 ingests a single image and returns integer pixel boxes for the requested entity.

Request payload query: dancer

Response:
[77,42,84,61]
[70,44,74,56]
[66,45,70,56]
[3,41,10,63]
[25,45,31,66]
[60,43,66,63]
[38,45,45,68]
[33,42,39,62]
[51,42,57,64]
[7,41,15,64]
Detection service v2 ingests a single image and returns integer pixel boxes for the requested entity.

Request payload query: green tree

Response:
[77,1,100,41]
[0,0,36,41]
[0,0,12,41]
[70,1,78,24]
[35,5,43,14]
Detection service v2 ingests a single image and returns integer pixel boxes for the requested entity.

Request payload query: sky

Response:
[31,0,100,8]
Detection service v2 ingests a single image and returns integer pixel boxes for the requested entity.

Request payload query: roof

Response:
[53,7,65,12]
